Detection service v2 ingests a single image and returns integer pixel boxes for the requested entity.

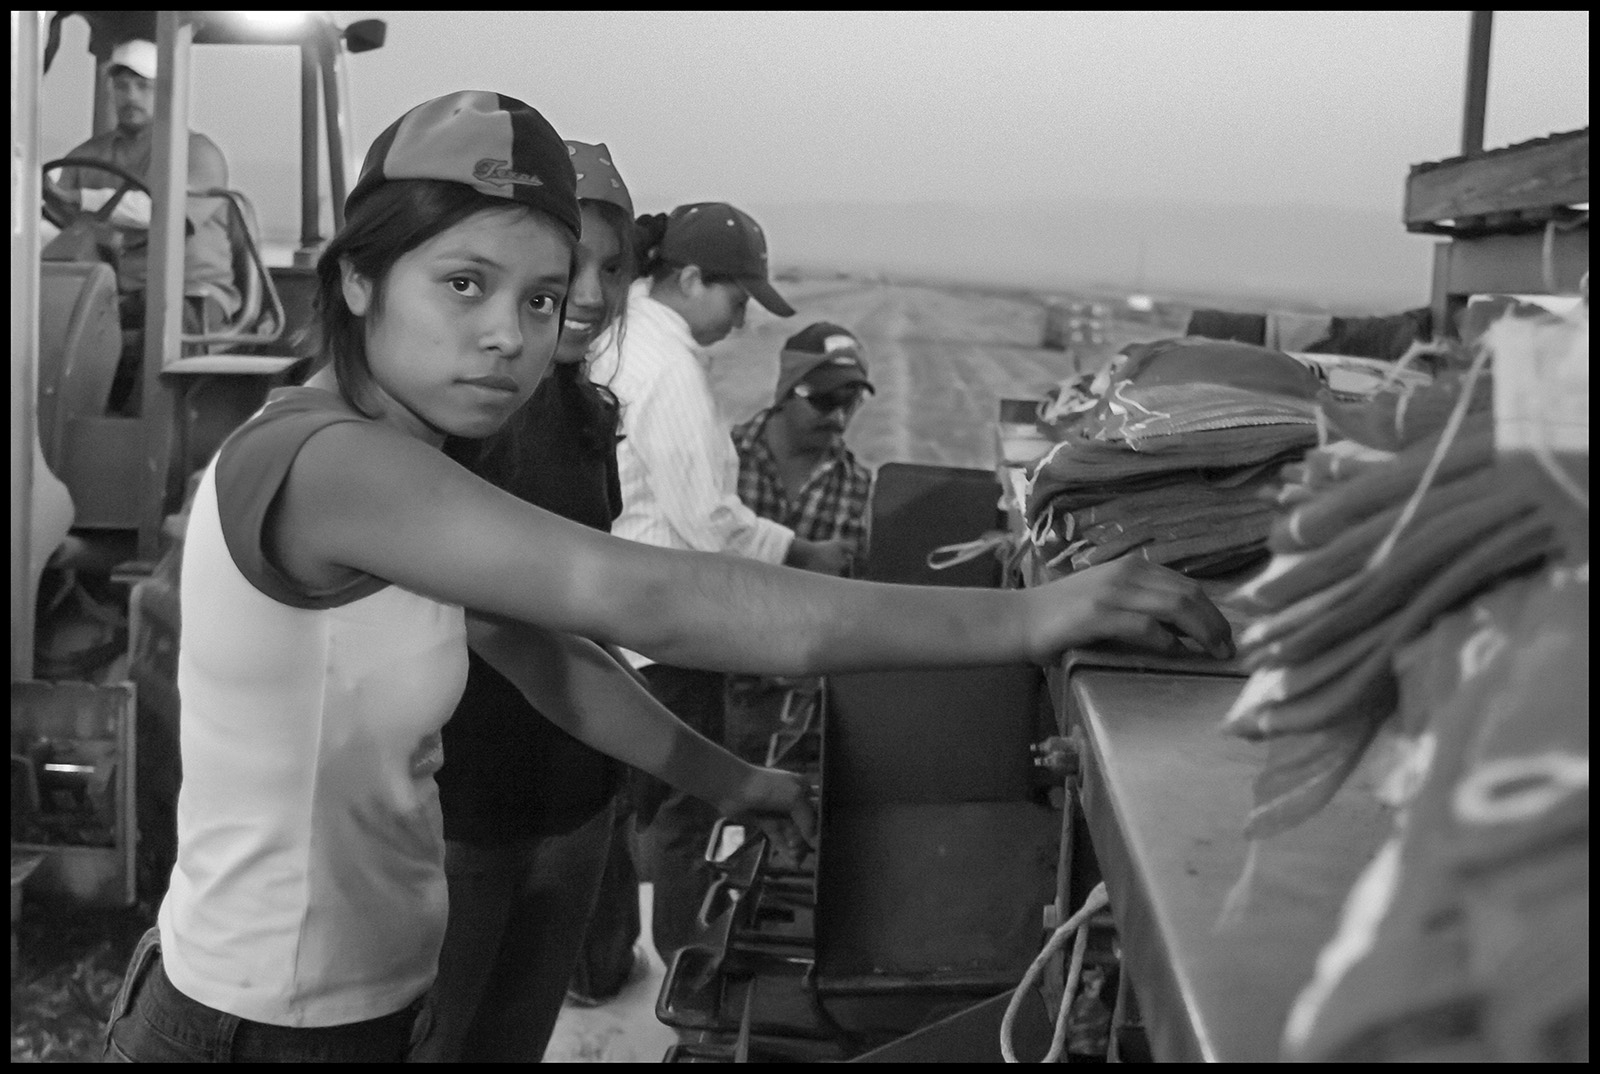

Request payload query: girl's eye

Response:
[448,277,482,297]
[529,294,560,315]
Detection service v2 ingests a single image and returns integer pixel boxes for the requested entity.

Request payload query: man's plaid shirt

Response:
[731,410,873,567]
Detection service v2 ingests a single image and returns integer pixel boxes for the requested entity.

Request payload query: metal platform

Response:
[1060,666,1392,1061]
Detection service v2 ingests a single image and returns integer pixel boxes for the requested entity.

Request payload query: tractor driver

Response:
[46,38,240,413]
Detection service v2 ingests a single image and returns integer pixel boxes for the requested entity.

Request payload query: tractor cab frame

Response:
[11,9,385,905]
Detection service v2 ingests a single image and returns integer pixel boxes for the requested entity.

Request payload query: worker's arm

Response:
[465,613,815,847]
[274,421,1235,676]
[77,187,153,228]
[61,135,229,232]
[623,354,796,564]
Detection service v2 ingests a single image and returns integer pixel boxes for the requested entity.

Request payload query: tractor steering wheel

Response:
[42,156,152,231]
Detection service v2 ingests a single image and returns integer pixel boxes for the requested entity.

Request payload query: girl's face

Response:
[342,206,573,444]
[554,203,628,364]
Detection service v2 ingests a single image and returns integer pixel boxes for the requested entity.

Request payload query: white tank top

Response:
[158,388,468,1027]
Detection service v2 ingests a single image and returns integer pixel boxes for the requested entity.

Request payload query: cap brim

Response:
[108,62,156,81]
[742,277,795,317]
[804,365,875,395]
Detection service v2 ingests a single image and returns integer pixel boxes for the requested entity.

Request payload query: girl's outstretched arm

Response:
[465,614,815,849]
[274,421,1234,675]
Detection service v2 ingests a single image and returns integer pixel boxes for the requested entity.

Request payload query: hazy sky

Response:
[38,10,1590,241]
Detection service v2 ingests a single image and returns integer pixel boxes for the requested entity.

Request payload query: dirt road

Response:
[701,275,1181,470]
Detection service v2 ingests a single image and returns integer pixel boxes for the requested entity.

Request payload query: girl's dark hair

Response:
[633,210,739,288]
[633,212,670,279]
[303,179,553,418]
[445,196,632,488]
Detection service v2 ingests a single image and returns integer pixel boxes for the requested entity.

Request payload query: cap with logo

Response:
[346,90,580,242]
[774,322,875,405]
[660,202,794,317]
[108,39,158,80]
[566,140,633,218]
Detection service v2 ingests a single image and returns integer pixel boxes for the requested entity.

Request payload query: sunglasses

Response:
[792,383,866,414]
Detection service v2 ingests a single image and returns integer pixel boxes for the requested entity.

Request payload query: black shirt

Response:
[436,370,624,842]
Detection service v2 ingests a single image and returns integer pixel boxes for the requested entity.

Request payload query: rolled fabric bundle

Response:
[1239,465,1508,615]
[1229,625,1385,720]
[1236,573,1368,653]
[1225,512,1557,739]
[1228,549,1312,609]
[1242,478,1536,664]
[1233,645,1399,741]
[1243,708,1385,839]
[1169,546,1276,577]
[1270,414,1495,551]
[1296,441,1401,487]
[1316,360,1485,452]
[1248,496,1536,672]
[1268,481,1321,509]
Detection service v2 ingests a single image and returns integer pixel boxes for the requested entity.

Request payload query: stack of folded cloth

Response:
[1221,371,1560,838]
[1252,301,1588,1063]
[1025,337,1324,578]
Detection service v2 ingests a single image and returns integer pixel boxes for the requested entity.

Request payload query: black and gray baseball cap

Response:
[346,90,580,242]
[660,202,794,317]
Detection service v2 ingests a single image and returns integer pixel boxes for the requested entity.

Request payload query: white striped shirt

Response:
[589,283,794,665]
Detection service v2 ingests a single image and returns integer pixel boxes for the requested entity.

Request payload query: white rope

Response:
[1001,881,1110,1063]
[1025,503,1059,551]
[926,530,1017,572]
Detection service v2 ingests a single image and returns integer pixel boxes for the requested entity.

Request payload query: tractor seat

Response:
[185,186,284,351]
[115,186,288,362]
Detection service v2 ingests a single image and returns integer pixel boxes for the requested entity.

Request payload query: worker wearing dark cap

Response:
[734,321,876,580]
[722,322,878,766]
[584,205,853,972]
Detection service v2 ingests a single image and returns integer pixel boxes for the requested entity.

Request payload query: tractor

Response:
[11,9,386,911]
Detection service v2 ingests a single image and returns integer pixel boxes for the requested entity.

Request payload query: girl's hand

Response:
[1025,557,1235,663]
[717,766,818,859]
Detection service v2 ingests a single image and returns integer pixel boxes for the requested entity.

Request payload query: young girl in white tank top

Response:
[103,89,1232,1063]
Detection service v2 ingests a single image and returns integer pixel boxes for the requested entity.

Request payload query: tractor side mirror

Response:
[343,19,387,54]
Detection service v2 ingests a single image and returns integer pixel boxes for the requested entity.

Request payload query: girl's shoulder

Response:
[231,384,368,438]
[213,387,438,608]
[217,387,395,491]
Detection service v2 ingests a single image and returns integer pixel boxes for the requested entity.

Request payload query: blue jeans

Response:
[408,803,615,1062]
[103,927,424,1062]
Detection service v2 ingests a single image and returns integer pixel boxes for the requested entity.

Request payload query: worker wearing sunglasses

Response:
[727,322,877,767]
[733,322,876,576]
[791,381,868,416]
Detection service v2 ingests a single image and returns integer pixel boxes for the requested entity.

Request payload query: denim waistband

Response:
[142,951,424,1060]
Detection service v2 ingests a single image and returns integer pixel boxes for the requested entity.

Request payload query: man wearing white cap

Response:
[49,38,240,411]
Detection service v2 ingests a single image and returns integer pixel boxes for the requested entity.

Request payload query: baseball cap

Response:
[346,91,580,241]
[566,141,633,218]
[659,202,794,317]
[108,39,158,81]
[775,322,875,405]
